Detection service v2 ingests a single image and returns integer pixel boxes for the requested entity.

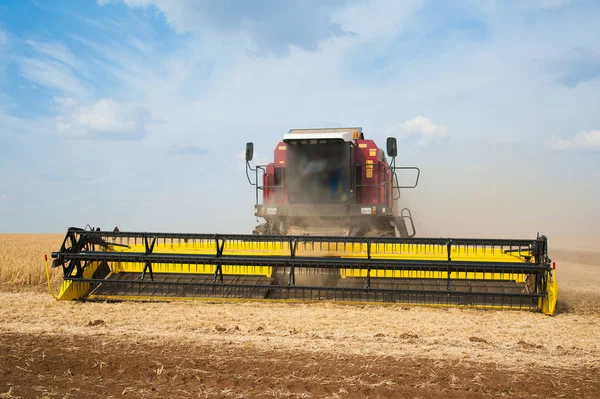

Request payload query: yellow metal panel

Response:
[359,143,367,148]
[339,269,527,283]
[111,240,537,263]
[57,261,103,300]
[278,145,286,150]
[112,261,272,278]
[105,239,533,283]
[110,241,281,277]
[542,269,558,315]
[369,149,377,157]
[366,160,373,178]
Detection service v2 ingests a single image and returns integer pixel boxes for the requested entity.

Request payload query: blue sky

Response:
[0,0,599,237]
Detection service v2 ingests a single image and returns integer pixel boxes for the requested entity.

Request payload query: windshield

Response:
[286,141,351,204]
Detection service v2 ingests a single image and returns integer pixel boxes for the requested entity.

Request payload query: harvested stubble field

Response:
[0,234,599,398]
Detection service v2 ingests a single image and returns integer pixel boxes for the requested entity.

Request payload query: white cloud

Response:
[88,177,106,185]
[107,0,357,55]
[167,145,209,156]
[127,36,152,53]
[16,39,96,97]
[53,97,76,107]
[0,107,49,138]
[0,193,7,200]
[511,0,570,10]
[397,116,449,146]
[56,99,152,139]
[536,47,600,88]
[335,0,420,44]
[24,40,80,69]
[547,130,600,150]
[122,0,154,6]
[540,0,570,8]
[17,57,87,96]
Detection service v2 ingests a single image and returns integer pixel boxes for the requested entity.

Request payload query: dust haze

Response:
[396,168,599,240]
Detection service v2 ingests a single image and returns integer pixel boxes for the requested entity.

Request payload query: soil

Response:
[1,333,598,399]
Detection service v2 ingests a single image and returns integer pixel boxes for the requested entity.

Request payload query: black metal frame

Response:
[354,163,420,205]
[51,228,552,311]
[249,164,287,205]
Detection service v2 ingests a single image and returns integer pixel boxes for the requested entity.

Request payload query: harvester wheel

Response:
[362,225,396,238]
[252,222,269,235]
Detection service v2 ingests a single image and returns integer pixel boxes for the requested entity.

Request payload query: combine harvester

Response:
[49,128,558,314]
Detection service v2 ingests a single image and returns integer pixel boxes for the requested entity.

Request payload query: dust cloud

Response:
[399,168,599,240]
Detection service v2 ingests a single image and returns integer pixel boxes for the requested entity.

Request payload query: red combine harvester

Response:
[245,127,420,237]
[49,126,558,315]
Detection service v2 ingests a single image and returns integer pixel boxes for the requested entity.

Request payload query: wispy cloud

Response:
[88,177,106,185]
[55,99,152,139]
[0,107,49,138]
[127,36,153,54]
[537,47,600,88]
[397,116,448,147]
[104,0,358,56]
[53,96,76,107]
[513,0,571,10]
[24,40,80,69]
[17,56,87,96]
[16,38,92,97]
[547,129,600,150]
[167,145,209,156]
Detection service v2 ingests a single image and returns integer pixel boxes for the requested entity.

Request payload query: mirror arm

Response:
[245,160,256,185]
[393,171,401,200]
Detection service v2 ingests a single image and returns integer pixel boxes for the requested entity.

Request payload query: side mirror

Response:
[386,137,397,158]
[245,142,254,162]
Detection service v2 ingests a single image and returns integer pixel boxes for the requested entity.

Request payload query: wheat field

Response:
[0,234,63,288]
